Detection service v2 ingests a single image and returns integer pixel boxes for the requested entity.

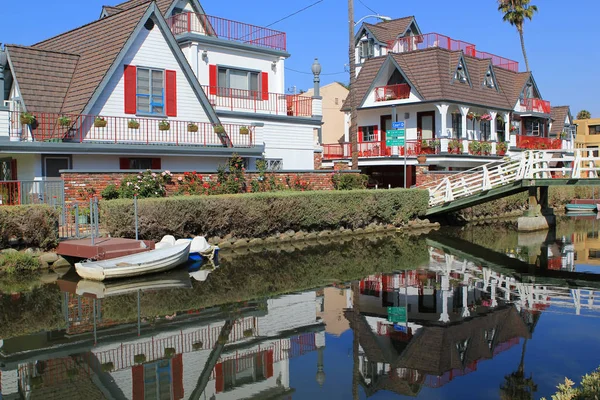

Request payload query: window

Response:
[218,67,260,97]
[524,119,544,136]
[334,97,339,105]
[265,159,283,171]
[360,126,377,142]
[481,120,491,141]
[360,39,374,59]
[43,156,71,178]
[119,158,161,170]
[451,113,462,138]
[454,61,467,83]
[137,68,164,114]
[484,69,495,88]
[591,125,600,135]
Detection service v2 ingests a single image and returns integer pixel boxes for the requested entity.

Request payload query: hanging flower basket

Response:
[214,125,226,134]
[58,116,72,127]
[20,112,35,125]
[94,117,107,128]
[239,126,249,135]
[128,119,140,129]
[158,120,170,131]
[187,123,198,132]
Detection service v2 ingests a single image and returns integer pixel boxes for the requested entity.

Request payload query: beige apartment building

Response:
[305,82,348,144]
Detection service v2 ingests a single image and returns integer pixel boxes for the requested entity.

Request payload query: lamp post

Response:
[312,58,323,144]
[348,5,391,169]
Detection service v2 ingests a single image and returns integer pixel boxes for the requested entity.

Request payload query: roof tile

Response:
[364,17,414,44]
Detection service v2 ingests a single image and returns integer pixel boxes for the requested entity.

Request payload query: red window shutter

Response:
[119,158,130,170]
[209,64,217,95]
[261,72,269,101]
[10,159,17,180]
[358,127,363,143]
[151,158,161,170]
[165,70,177,117]
[266,350,274,378]
[374,125,379,142]
[132,365,144,400]
[172,354,184,400]
[124,65,137,114]
[215,362,224,393]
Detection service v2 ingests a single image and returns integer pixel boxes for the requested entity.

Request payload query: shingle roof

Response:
[5,46,79,114]
[363,17,414,44]
[101,5,123,17]
[29,2,151,115]
[344,47,533,112]
[550,106,571,136]
[113,0,173,15]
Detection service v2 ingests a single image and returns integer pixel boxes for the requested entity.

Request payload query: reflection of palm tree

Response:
[499,339,537,400]
[352,282,360,400]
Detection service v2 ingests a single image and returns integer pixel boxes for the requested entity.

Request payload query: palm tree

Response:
[499,338,538,400]
[577,110,592,120]
[498,0,538,72]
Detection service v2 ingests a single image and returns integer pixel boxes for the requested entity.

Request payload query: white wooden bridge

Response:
[418,150,600,216]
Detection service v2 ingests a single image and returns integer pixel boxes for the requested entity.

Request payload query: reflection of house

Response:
[1,292,325,400]
[573,228,600,266]
[316,287,352,336]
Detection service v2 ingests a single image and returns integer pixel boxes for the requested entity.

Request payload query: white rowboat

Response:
[75,242,191,281]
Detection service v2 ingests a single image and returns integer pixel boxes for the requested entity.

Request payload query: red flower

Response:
[234,177,239,181]
[203,182,210,189]
[184,172,189,176]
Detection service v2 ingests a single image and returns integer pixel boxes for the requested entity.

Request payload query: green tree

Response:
[577,110,592,120]
[498,0,538,72]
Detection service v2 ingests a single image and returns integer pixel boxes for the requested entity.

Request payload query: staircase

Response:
[419,150,600,215]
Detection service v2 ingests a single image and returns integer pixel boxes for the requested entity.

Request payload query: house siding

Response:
[89,22,211,125]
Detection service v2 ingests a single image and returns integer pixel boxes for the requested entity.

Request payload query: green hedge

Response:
[456,186,598,219]
[0,205,59,250]
[102,189,428,239]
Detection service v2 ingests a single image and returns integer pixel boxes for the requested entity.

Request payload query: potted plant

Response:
[448,139,463,154]
[158,120,170,131]
[134,354,146,364]
[187,123,198,132]
[560,131,568,140]
[128,119,140,129]
[20,112,35,125]
[468,141,482,155]
[481,141,492,155]
[239,126,249,135]
[480,113,492,122]
[497,141,508,156]
[214,125,225,134]
[417,154,427,164]
[421,139,437,154]
[94,116,107,128]
[58,116,72,127]
[164,347,176,358]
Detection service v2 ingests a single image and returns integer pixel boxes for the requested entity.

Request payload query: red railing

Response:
[8,111,254,148]
[322,139,439,159]
[374,83,411,101]
[0,181,20,205]
[388,33,519,72]
[515,135,562,150]
[167,12,287,51]
[203,86,313,117]
[522,98,551,114]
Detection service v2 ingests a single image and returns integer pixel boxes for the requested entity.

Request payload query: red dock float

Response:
[56,238,155,262]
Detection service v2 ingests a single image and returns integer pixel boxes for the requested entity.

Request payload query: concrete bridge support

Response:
[517,186,556,232]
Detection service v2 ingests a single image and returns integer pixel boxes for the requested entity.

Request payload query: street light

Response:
[348,8,392,170]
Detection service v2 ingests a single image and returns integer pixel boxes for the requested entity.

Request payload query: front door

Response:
[417,111,436,141]
[380,115,392,156]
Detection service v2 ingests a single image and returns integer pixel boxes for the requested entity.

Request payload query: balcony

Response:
[515,135,562,150]
[387,33,519,72]
[322,140,439,160]
[5,111,254,148]
[374,84,411,102]
[166,13,286,52]
[202,86,313,117]
[520,98,551,114]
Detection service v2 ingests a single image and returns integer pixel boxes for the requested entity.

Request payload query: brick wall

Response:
[415,166,453,186]
[62,170,358,202]
[313,151,323,170]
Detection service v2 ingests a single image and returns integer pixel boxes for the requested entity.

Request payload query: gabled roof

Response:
[111,0,173,15]
[5,46,79,114]
[344,47,533,111]
[101,5,124,17]
[30,2,151,115]
[362,16,417,45]
[550,106,572,136]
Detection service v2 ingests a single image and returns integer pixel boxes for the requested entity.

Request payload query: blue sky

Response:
[1,0,598,117]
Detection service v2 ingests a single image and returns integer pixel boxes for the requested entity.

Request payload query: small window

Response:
[360,126,376,142]
[360,39,374,59]
[44,156,71,178]
[218,67,260,98]
[120,158,161,170]
[481,120,491,141]
[451,113,462,139]
[137,68,164,114]
[484,69,495,88]
[454,61,467,83]
[334,98,339,105]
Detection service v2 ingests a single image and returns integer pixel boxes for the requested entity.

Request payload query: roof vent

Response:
[144,19,155,31]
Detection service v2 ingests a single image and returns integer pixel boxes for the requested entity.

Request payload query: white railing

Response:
[420,150,600,207]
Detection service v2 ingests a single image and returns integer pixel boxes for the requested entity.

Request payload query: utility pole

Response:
[348,0,358,170]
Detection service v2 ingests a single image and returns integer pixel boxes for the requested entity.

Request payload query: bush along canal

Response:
[2,217,600,399]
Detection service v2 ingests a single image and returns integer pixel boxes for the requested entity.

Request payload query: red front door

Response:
[417,111,436,141]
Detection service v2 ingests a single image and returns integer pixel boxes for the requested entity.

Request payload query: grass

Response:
[0,251,40,275]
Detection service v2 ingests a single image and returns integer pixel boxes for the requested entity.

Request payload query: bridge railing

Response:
[420,150,600,207]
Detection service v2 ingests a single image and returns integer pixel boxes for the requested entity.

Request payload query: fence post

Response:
[134,194,139,241]
[90,197,95,245]
[75,204,80,239]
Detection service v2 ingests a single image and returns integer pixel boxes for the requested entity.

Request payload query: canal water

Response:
[1,216,600,399]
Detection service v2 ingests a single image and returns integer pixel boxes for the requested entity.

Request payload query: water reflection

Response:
[2,219,600,399]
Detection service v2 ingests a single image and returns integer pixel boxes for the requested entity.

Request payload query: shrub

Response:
[332,173,368,190]
[101,184,119,200]
[0,205,59,250]
[118,170,173,199]
[102,189,428,239]
[541,366,600,400]
[0,252,40,275]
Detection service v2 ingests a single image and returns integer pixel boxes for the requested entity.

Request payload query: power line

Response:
[285,67,347,76]
[265,0,324,28]
[357,0,379,16]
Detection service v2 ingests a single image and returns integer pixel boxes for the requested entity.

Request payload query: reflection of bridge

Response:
[419,150,600,216]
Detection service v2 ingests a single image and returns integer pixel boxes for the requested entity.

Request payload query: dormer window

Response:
[455,63,467,83]
[484,70,495,89]
[360,39,375,59]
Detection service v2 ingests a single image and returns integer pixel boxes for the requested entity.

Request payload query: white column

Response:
[189,43,199,77]
[460,106,469,140]
[489,111,497,142]
[491,279,498,308]
[436,103,450,153]
[439,275,450,323]
[461,285,470,318]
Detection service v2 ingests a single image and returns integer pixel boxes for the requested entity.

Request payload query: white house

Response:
[0,0,322,183]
